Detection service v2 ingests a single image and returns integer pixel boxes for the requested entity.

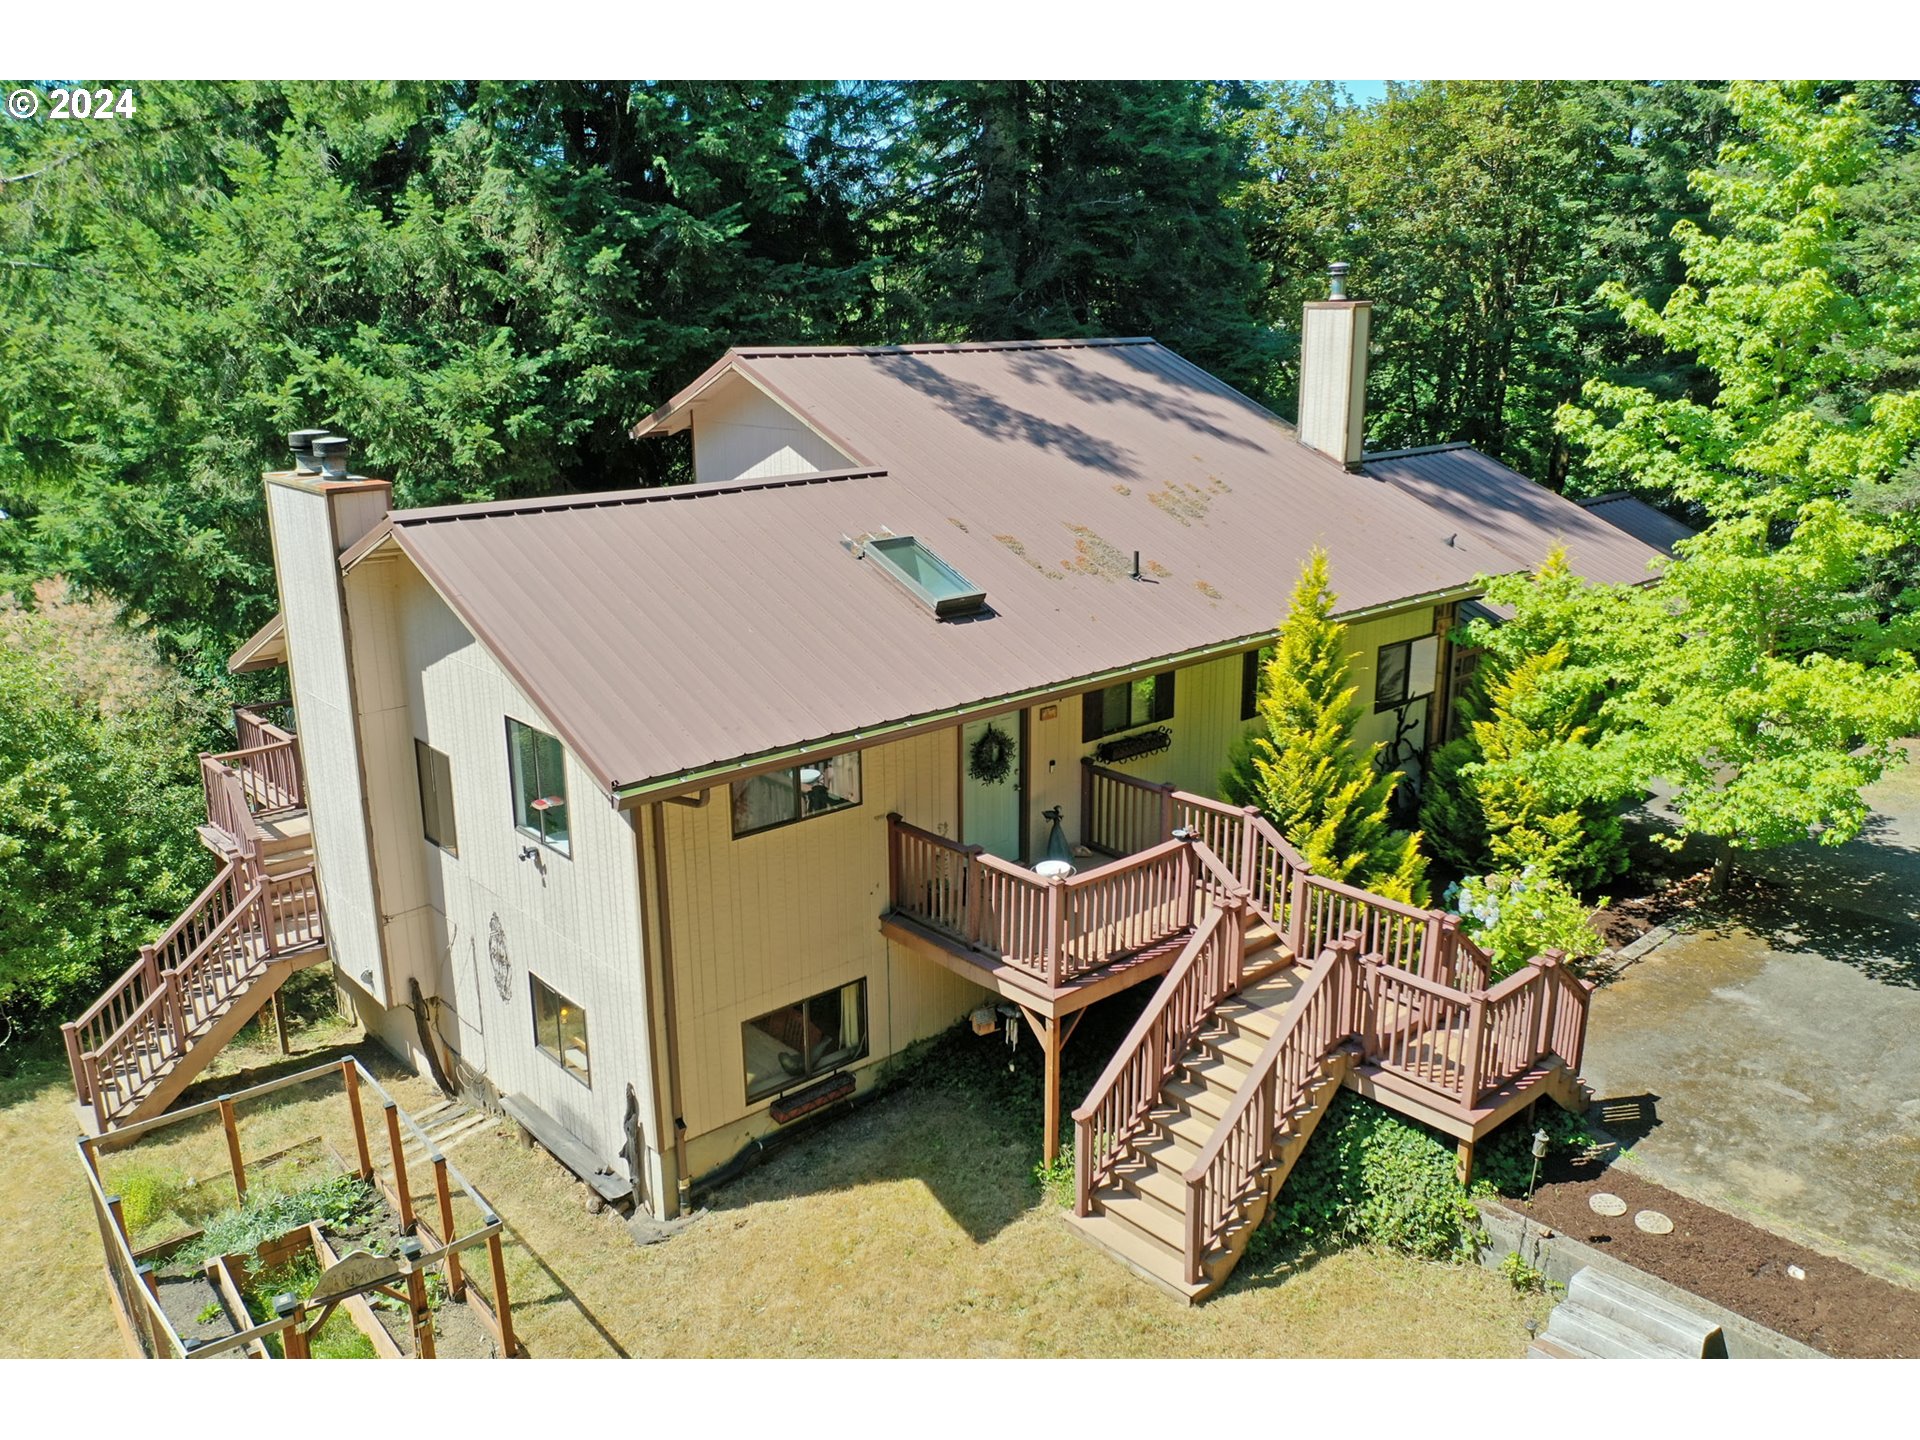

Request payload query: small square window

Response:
[1374,636,1439,713]
[1083,670,1175,742]
[507,718,570,856]
[530,974,589,1084]
[731,750,862,838]
[415,739,457,854]
[743,979,868,1102]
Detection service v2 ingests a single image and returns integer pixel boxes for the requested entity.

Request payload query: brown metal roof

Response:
[1573,491,1698,556]
[376,342,1672,799]
[228,612,287,673]
[1360,444,1674,589]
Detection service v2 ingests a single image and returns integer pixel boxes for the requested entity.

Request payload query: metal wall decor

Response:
[1095,725,1172,764]
[488,913,511,1001]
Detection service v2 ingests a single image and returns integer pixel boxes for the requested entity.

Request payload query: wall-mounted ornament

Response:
[488,913,511,1001]
[967,723,1016,785]
[1095,726,1172,765]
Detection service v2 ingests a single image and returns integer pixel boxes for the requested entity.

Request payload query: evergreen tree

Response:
[1221,551,1428,904]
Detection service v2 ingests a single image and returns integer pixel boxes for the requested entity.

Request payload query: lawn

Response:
[0,984,1544,1359]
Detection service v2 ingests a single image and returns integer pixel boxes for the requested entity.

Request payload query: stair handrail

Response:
[1242,812,1312,952]
[171,874,269,1033]
[1072,900,1244,1213]
[1181,934,1363,1285]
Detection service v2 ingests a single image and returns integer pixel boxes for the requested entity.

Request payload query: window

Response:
[731,750,862,838]
[415,740,458,854]
[507,718,570,855]
[530,975,589,1083]
[864,535,986,617]
[1083,670,1175,742]
[1240,645,1276,721]
[742,979,868,1102]
[1373,636,1439,713]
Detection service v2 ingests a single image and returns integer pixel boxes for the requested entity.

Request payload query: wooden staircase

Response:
[64,709,329,1135]
[1064,798,1597,1303]
[1066,968,1356,1301]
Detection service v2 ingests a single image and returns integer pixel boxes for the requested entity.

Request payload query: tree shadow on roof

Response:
[1006,348,1271,455]
[883,354,1142,477]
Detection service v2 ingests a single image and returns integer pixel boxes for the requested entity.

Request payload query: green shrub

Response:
[1499,1250,1548,1294]
[1251,1092,1482,1264]
[114,1164,186,1233]
[1470,1106,1595,1197]
[1032,1146,1075,1208]
[1445,867,1607,979]
[177,1173,377,1270]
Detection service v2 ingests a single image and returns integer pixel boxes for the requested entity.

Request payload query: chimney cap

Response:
[1327,261,1351,300]
[288,429,330,474]
[311,435,353,479]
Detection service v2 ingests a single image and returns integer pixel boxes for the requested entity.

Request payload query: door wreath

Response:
[967,724,1015,785]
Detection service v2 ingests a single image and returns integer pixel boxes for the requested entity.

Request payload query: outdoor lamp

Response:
[1034,806,1076,879]
[1527,1127,1551,1198]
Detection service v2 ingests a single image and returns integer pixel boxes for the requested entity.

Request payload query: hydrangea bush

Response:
[1444,866,1607,980]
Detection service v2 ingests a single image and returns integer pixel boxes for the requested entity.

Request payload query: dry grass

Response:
[1,996,1544,1359]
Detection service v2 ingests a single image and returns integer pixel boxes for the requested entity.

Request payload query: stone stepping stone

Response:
[1588,1192,1628,1217]
[1635,1210,1675,1234]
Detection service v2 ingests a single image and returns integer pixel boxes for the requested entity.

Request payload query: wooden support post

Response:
[1042,1013,1062,1165]
[1158,782,1176,843]
[486,1230,517,1358]
[1079,760,1095,850]
[384,1101,415,1229]
[218,1097,247,1201]
[1456,1138,1476,1189]
[136,1263,172,1358]
[271,989,290,1056]
[1044,881,1065,989]
[431,1154,465,1299]
[402,1245,436,1359]
[86,1053,107,1134]
[106,1193,129,1247]
[275,1295,309,1359]
[62,1022,88,1105]
[341,1061,373,1179]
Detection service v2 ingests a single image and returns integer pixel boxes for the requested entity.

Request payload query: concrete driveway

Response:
[1581,741,1920,1288]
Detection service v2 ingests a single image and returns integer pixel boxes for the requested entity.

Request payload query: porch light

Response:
[1034,806,1076,879]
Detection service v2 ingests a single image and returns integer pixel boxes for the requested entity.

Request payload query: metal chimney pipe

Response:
[288,429,330,475]
[311,436,352,480]
[1327,261,1350,301]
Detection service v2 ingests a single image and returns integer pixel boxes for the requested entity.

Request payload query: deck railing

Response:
[62,859,326,1127]
[887,816,1204,987]
[1072,902,1246,1208]
[1180,936,1363,1284]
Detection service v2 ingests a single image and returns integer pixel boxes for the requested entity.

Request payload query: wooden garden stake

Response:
[384,1101,415,1228]
[432,1154,465,1298]
[486,1230,516,1357]
[341,1060,373,1179]
[218,1097,247,1201]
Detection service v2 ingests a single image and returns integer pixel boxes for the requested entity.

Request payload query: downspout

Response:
[647,801,692,1214]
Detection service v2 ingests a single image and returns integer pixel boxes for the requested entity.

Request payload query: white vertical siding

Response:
[691,375,852,484]
[392,563,661,1202]
[267,481,389,1004]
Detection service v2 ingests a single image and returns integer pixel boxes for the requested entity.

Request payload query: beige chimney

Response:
[1297,262,1372,469]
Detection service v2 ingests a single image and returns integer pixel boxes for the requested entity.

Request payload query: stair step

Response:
[1114,1154,1187,1215]
[1214,1001,1278,1042]
[1542,1304,1691,1360]
[1152,1106,1215,1152]
[1563,1268,1725,1357]
[1163,1078,1229,1123]
[1203,1028,1268,1069]
[1179,1052,1250,1099]
[1527,1337,1591,1360]
[1135,1129,1201,1178]
[1064,1209,1194,1298]
[1099,1187,1185,1251]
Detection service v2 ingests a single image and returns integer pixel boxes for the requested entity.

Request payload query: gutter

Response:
[610,582,1484,808]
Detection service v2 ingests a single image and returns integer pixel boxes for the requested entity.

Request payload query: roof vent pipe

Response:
[1327,261,1349,301]
[312,435,352,480]
[288,429,330,475]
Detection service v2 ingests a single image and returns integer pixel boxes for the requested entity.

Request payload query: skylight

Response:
[864,535,986,618]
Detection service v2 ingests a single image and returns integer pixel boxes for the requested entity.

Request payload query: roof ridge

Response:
[1359,441,1476,462]
[390,466,889,526]
[733,337,1158,359]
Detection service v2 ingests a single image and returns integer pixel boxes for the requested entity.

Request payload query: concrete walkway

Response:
[1582,742,1920,1289]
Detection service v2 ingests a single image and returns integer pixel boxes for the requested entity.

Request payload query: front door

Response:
[961,713,1026,863]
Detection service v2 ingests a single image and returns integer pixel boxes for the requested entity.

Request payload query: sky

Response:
[1340,81,1389,105]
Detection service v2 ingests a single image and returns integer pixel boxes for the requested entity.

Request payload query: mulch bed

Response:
[1588,865,1790,951]
[1511,1148,1920,1357]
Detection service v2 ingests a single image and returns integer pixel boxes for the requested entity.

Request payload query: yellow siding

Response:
[660,726,988,1155]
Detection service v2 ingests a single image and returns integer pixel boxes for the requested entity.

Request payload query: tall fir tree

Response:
[1221,551,1429,904]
